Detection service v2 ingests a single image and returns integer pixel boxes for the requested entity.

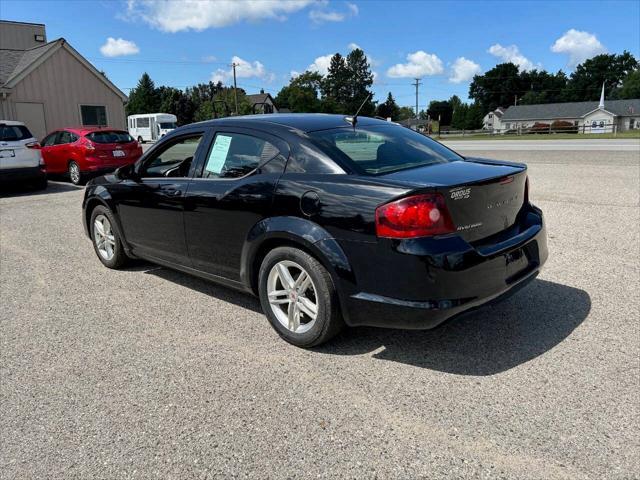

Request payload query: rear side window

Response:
[86,131,134,144]
[137,117,150,128]
[202,132,280,179]
[0,125,33,141]
[309,125,462,175]
[57,131,78,144]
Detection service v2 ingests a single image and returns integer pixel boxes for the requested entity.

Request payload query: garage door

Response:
[15,102,46,141]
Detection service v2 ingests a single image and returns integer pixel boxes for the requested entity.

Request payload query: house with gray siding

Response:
[483,89,639,134]
[0,20,127,140]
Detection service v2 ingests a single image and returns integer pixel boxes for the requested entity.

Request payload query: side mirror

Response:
[115,163,140,181]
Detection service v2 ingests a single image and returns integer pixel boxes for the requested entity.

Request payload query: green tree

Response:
[157,86,196,126]
[427,100,453,126]
[451,103,468,130]
[322,53,350,113]
[397,106,416,121]
[126,73,160,115]
[345,48,375,116]
[376,92,400,120]
[274,71,323,112]
[612,69,640,99]
[469,63,521,114]
[562,52,638,101]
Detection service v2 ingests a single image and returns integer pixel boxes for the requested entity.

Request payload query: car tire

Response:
[90,205,128,269]
[137,136,144,144]
[258,246,344,347]
[68,161,84,185]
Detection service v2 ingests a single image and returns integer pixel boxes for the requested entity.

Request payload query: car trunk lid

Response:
[381,159,527,242]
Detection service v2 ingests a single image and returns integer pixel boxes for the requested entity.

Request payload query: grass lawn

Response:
[432,131,640,141]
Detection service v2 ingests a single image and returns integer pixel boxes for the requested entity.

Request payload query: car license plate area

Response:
[112,150,125,157]
[0,149,15,158]
[505,247,530,282]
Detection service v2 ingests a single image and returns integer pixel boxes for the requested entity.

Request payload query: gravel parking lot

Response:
[1,145,638,479]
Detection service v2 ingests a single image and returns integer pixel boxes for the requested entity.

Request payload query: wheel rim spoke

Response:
[287,303,300,331]
[297,296,318,320]
[94,214,115,261]
[267,260,319,334]
[275,263,295,289]
[268,290,290,305]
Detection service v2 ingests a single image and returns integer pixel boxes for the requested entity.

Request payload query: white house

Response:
[485,86,639,134]
[482,107,506,131]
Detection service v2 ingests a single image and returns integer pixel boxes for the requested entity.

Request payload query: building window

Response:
[80,105,107,126]
[630,119,636,129]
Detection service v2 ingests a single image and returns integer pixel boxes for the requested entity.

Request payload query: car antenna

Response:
[345,93,372,129]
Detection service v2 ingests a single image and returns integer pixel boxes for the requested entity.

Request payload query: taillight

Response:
[375,193,456,238]
[25,141,41,149]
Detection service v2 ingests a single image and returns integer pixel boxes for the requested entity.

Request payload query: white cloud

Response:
[309,10,346,22]
[309,2,358,24]
[449,57,481,83]
[551,29,607,68]
[386,51,444,78]
[201,55,217,63]
[127,0,312,32]
[100,37,139,57]
[488,43,539,71]
[348,42,361,50]
[307,54,334,75]
[211,56,270,84]
[290,70,301,79]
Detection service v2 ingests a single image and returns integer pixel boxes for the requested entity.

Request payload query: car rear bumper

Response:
[340,206,548,329]
[0,166,46,184]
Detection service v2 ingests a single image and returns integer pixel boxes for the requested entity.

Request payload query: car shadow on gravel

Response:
[315,279,591,375]
[0,180,82,198]
[133,265,590,376]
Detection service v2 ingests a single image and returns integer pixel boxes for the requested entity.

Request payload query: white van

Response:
[128,113,177,143]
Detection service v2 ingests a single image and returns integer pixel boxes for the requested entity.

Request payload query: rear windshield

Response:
[0,124,33,142]
[86,130,134,144]
[308,125,462,175]
[159,122,177,129]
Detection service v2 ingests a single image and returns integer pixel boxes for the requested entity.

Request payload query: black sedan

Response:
[82,114,548,347]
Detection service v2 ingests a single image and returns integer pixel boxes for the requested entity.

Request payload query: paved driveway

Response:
[1,147,638,479]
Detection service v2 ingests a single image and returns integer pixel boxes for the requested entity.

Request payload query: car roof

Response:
[192,113,392,133]
[57,126,126,135]
[0,120,26,126]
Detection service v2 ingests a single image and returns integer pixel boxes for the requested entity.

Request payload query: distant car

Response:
[82,114,548,347]
[0,120,47,190]
[41,127,143,185]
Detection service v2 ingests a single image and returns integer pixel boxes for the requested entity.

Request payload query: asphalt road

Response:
[1,144,638,479]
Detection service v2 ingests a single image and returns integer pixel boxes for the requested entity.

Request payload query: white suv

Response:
[0,120,47,190]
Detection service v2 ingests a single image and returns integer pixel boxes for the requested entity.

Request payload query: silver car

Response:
[0,120,47,190]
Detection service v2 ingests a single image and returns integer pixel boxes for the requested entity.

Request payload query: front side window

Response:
[41,132,57,146]
[81,105,107,126]
[202,132,279,179]
[142,135,203,178]
[159,122,177,129]
[308,125,462,175]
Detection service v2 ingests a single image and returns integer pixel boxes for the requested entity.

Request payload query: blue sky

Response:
[2,0,639,109]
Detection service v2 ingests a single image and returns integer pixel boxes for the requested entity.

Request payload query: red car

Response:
[41,127,143,185]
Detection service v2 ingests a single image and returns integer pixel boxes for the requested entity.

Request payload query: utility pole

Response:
[412,78,422,119]
[231,62,239,115]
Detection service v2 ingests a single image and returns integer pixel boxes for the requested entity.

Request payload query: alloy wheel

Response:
[69,162,80,184]
[93,214,116,261]
[267,260,319,334]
